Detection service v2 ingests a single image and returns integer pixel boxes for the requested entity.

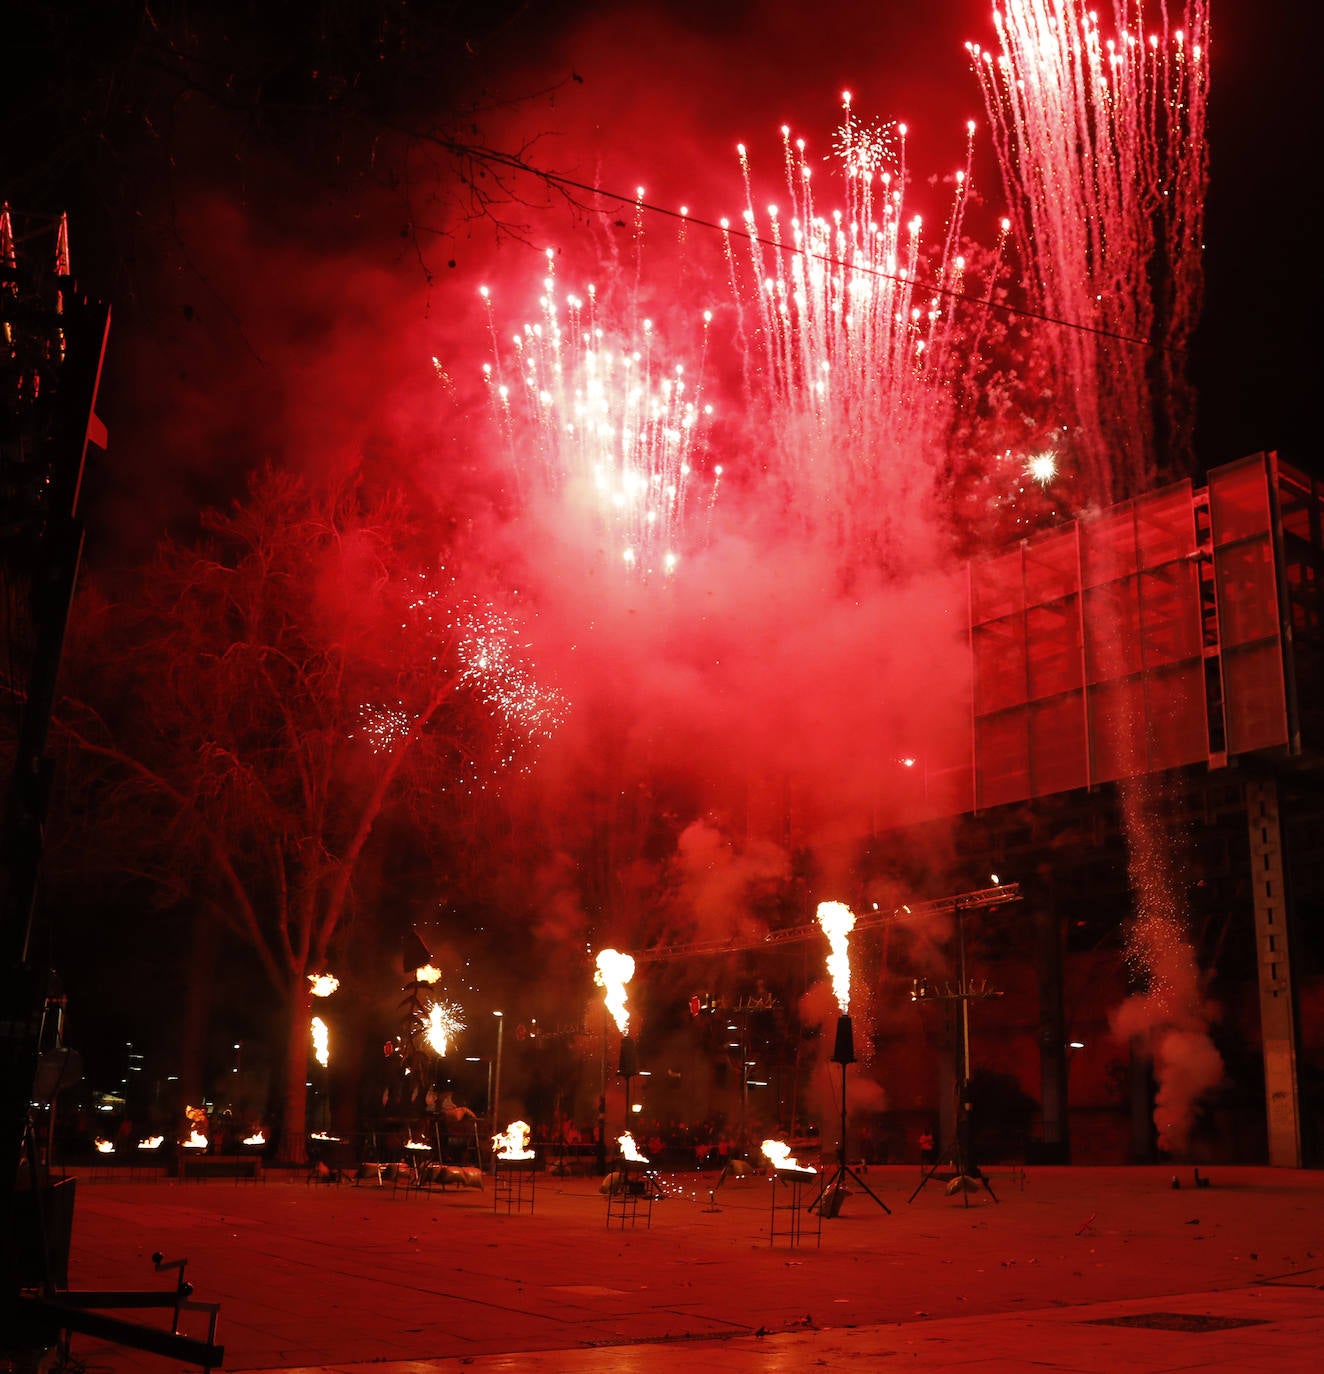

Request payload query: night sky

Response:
[6,0,1314,554]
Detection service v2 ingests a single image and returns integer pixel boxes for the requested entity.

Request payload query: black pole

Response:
[2,285,110,1320]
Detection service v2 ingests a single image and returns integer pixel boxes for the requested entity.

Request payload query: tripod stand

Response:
[809,1016,890,1217]
[909,902,999,1207]
[908,1080,997,1206]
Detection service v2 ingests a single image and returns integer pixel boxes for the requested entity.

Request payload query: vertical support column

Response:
[1245,779,1302,1168]
[1036,906,1068,1161]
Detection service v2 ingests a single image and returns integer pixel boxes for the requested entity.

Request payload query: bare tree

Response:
[52,465,563,1160]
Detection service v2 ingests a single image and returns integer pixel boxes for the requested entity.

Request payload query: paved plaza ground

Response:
[42,1163,1324,1372]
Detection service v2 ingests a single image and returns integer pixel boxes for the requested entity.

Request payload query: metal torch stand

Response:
[769,1170,821,1249]
[604,1163,655,1230]
[809,1036,891,1219]
[492,1156,536,1216]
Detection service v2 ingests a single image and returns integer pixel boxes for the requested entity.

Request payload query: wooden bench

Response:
[178,1153,264,1182]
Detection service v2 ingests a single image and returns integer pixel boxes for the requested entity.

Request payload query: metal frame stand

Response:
[492,1157,536,1215]
[604,1163,656,1230]
[769,1170,821,1248]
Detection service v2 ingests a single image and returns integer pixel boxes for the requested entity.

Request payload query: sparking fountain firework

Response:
[481,254,721,580]
[423,1000,465,1057]
[727,97,1005,559]
[970,0,1218,1154]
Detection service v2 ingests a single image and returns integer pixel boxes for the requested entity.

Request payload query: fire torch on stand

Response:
[809,902,891,1218]
[594,948,636,1174]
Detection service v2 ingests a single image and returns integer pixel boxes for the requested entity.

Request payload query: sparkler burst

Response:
[831,92,898,177]
[454,601,567,753]
[969,0,1209,497]
[481,260,720,579]
[423,999,465,1056]
[350,704,412,754]
[354,574,567,788]
[1026,451,1057,484]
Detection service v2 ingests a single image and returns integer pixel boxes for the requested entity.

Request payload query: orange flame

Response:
[242,1130,266,1146]
[307,972,340,997]
[595,948,635,1034]
[182,1129,208,1149]
[415,964,442,984]
[761,1138,815,1173]
[137,1136,164,1150]
[617,1131,649,1164]
[311,1015,329,1067]
[94,1138,115,1154]
[404,1136,432,1151]
[492,1119,536,1160]
[816,900,857,1013]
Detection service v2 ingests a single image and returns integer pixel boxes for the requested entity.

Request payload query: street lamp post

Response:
[490,1011,505,1170]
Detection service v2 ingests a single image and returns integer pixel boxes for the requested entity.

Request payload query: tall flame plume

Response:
[595,948,635,1035]
[817,900,857,1014]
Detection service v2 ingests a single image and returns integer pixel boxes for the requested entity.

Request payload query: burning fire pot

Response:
[491,1121,537,1215]
[762,1139,821,1249]
[602,1132,659,1231]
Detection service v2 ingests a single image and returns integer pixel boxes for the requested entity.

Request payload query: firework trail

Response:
[969,0,1210,499]
[726,96,992,561]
